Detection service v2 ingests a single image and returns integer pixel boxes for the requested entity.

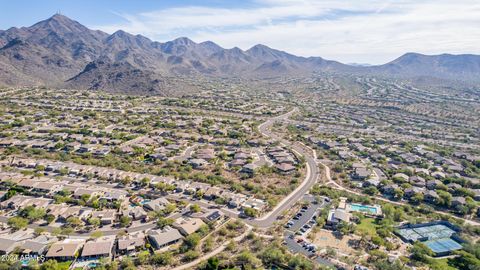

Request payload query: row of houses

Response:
[0,210,223,260]
[3,158,268,212]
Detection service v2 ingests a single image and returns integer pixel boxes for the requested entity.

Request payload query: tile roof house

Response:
[240,163,260,175]
[148,227,183,250]
[81,237,115,259]
[0,195,52,210]
[143,197,170,212]
[18,235,57,257]
[19,239,50,256]
[0,238,22,255]
[404,187,425,198]
[352,167,371,180]
[409,176,426,187]
[275,163,296,175]
[117,232,146,255]
[424,190,440,203]
[190,210,224,223]
[90,210,118,225]
[451,197,466,207]
[426,180,443,190]
[122,206,148,221]
[45,239,85,261]
[33,181,64,194]
[173,217,206,236]
[73,188,104,199]
[188,158,208,169]
[203,187,223,200]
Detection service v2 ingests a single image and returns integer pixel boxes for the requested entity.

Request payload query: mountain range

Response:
[0,14,479,94]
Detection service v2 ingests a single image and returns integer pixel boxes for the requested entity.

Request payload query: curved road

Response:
[248,108,320,228]
[168,108,320,228]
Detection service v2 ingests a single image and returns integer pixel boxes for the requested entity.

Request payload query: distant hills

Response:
[0,14,479,94]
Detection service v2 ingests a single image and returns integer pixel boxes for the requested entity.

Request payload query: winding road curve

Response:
[248,108,320,227]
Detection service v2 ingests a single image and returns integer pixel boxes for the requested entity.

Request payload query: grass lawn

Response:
[356,218,378,236]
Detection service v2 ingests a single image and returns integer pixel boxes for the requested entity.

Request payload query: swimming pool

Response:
[140,199,151,205]
[348,203,379,215]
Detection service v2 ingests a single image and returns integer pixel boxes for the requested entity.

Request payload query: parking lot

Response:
[284,195,326,234]
[283,196,334,268]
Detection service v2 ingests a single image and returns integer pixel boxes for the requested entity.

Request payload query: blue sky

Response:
[1,0,479,64]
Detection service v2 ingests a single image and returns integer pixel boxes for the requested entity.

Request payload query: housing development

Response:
[0,8,480,270]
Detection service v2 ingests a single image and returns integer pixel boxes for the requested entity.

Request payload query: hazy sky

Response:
[1,0,479,64]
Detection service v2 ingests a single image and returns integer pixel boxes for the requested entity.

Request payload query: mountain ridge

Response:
[0,14,479,94]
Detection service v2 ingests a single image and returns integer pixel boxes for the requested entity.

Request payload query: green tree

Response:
[437,190,452,207]
[119,216,132,228]
[260,245,285,266]
[157,217,174,229]
[182,233,201,251]
[337,221,356,235]
[235,250,261,269]
[183,250,200,261]
[190,204,201,213]
[364,186,379,196]
[151,251,173,266]
[88,217,101,228]
[410,242,433,262]
[19,206,46,222]
[136,251,150,265]
[7,217,28,230]
[90,231,104,239]
[203,257,220,270]
[243,207,258,218]
[45,214,55,224]
[66,216,83,228]
[450,250,480,270]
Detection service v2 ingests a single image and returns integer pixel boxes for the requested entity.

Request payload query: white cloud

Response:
[93,0,480,64]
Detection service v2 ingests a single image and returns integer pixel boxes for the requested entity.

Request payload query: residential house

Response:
[275,163,296,175]
[45,239,84,261]
[409,176,426,187]
[451,197,466,207]
[117,232,145,255]
[90,210,117,225]
[190,210,224,224]
[188,158,208,169]
[203,187,223,200]
[122,206,148,221]
[381,184,399,195]
[424,190,440,203]
[143,198,170,212]
[19,235,57,256]
[80,237,115,260]
[404,187,424,198]
[148,227,183,250]
[240,163,259,175]
[173,217,206,236]
[0,238,22,255]
[352,167,371,180]
[426,180,443,190]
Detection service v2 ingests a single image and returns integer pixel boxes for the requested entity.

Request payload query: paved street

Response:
[250,109,321,228]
